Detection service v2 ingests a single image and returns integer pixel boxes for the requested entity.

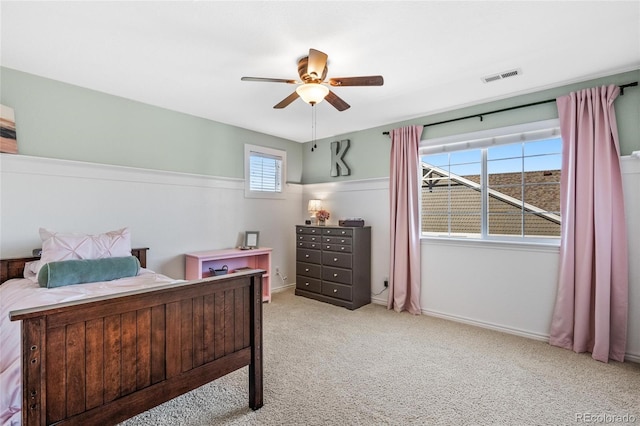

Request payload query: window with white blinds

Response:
[244,144,286,198]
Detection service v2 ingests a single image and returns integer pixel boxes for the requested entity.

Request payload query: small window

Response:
[420,120,561,243]
[244,144,286,198]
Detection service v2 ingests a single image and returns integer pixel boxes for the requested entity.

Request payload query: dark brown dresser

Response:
[295,225,371,310]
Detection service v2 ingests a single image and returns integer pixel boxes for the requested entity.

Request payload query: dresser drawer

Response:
[297,241,322,250]
[322,266,352,285]
[297,249,321,264]
[297,234,322,243]
[296,276,321,293]
[322,236,352,245]
[323,243,352,253]
[322,228,353,237]
[296,262,321,278]
[297,226,322,235]
[322,251,352,269]
[322,281,352,301]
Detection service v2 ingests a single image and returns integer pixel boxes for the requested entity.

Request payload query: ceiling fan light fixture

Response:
[296,83,329,105]
[243,48,381,111]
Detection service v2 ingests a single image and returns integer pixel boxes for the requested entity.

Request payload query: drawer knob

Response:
[311,237,316,241]
[333,273,338,277]
[327,230,332,233]
[305,254,310,258]
[341,231,346,234]
[341,239,345,243]
[326,245,330,249]
[305,282,310,286]
[305,268,310,272]
[333,258,338,262]
[333,289,338,293]
[341,247,345,250]
[311,229,316,233]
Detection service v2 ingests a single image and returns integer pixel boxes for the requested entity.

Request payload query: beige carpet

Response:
[121,288,640,425]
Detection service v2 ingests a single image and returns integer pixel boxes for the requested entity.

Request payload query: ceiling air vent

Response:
[481,68,522,83]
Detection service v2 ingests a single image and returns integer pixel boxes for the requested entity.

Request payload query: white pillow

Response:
[23,261,37,280]
[29,227,132,281]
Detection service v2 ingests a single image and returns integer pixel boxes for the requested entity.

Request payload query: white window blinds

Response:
[249,151,282,192]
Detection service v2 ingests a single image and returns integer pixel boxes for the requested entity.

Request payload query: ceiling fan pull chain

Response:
[311,105,317,152]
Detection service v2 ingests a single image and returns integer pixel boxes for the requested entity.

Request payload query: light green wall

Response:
[302,69,640,184]
[0,67,303,182]
[2,67,637,185]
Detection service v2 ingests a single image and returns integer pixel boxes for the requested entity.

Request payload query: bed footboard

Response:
[10,271,264,426]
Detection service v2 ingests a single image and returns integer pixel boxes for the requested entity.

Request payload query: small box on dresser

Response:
[295,225,371,310]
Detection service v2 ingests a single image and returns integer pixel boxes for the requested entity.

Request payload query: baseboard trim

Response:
[371,296,387,306]
[272,283,296,293]
[375,297,550,341]
[335,292,640,364]
[423,309,550,341]
[373,297,548,341]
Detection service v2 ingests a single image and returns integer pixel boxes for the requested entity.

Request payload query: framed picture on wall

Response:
[244,231,259,249]
[0,104,18,154]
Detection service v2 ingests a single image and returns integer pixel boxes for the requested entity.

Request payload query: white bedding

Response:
[0,269,183,426]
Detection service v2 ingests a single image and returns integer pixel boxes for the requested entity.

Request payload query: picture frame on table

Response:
[244,231,260,249]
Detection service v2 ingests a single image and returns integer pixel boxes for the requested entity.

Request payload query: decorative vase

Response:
[318,220,326,226]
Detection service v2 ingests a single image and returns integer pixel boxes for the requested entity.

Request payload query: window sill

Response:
[420,235,560,253]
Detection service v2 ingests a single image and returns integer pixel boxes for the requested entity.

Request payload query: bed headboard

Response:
[0,247,149,284]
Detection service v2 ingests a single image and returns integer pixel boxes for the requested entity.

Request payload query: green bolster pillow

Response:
[38,256,140,288]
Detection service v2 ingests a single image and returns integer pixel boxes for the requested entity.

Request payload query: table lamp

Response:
[308,199,321,224]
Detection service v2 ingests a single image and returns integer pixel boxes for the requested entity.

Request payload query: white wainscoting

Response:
[0,154,302,288]
[303,178,391,302]
[621,155,640,362]
[420,239,559,341]
[3,154,638,361]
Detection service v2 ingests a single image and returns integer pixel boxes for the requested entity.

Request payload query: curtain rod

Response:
[382,81,638,136]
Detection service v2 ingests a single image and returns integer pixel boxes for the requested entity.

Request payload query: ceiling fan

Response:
[241,48,384,111]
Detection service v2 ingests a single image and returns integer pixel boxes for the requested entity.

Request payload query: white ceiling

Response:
[1,1,639,143]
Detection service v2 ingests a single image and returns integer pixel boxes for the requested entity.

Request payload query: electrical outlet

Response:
[275,267,287,281]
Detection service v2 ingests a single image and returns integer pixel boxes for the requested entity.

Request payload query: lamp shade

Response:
[308,199,321,213]
[296,83,329,105]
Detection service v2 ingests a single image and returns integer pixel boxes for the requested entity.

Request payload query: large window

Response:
[420,120,562,242]
[244,144,286,198]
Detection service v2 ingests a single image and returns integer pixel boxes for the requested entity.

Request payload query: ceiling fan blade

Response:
[241,77,298,84]
[328,76,384,87]
[307,49,328,80]
[325,90,350,111]
[273,91,300,109]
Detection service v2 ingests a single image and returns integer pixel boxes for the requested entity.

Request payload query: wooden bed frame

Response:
[1,248,263,426]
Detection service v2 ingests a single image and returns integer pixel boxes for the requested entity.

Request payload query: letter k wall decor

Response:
[330,139,351,177]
